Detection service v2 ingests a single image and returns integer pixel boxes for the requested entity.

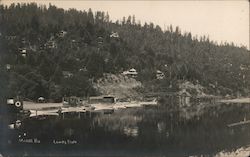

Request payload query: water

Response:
[1,101,250,156]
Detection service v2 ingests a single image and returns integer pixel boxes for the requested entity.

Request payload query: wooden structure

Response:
[62,96,86,107]
[88,95,116,104]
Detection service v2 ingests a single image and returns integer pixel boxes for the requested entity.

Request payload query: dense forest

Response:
[0,3,249,102]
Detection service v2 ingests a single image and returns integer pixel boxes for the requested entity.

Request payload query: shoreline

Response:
[218,98,250,104]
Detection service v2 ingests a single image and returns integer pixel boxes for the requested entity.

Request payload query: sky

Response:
[2,0,250,49]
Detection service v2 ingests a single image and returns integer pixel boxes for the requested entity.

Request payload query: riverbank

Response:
[215,145,250,157]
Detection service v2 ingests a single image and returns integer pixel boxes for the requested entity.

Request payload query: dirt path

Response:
[219,98,250,104]
[23,101,63,110]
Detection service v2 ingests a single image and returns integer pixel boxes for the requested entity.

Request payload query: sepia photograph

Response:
[0,0,249,156]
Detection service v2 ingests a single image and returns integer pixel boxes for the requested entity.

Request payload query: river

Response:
[1,101,250,157]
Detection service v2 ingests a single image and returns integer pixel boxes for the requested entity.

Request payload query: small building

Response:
[37,97,45,103]
[156,70,165,80]
[88,95,116,104]
[45,40,57,49]
[19,48,27,57]
[97,36,103,44]
[209,83,216,88]
[240,64,248,71]
[21,38,27,44]
[58,30,67,38]
[178,89,191,106]
[6,64,11,70]
[110,32,119,38]
[122,68,138,78]
[79,67,87,72]
[62,71,73,78]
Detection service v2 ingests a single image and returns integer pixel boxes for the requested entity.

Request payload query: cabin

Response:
[58,30,67,38]
[156,70,165,80]
[6,64,11,70]
[122,68,138,78]
[19,48,27,57]
[71,39,79,48]
[178,89,191,106]
[45,40,57,49]
[209,83,216,88]
[79,67,87,72]
[240,64,248,71]
[21,38,27,44]
[110,32,119,38]
[37,97,45,103]
[88,96,116,104]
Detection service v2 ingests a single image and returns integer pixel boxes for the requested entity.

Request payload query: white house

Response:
[6,64,11,70]
[19,48,27,57]
[156,70,165,80]
[122,68,138,78]
[110,32,119,38]
[45,40,57,49]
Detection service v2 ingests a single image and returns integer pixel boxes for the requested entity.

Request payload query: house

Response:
[97,36,103,44]
[6,35,16,40]
[156,70,165,80]
[37,97,45,103]
[240,64,248,71]
[178,89,191,106]
[21,38,27,44]
[63,96,85,106]
[110,32,119,38]
[79,67,87,72]
[62,71,73,78]
[209,83,216,88]
[6,64,11,70]
[58,30,67,38]
[122,68,138,78]
[19,48,27,57]
[45,40,57,49]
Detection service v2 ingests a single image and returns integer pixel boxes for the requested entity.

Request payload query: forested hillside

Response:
[0,3,249,101]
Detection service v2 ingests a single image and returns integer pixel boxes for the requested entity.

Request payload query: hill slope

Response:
[0,3,249,101]
[94,74,142,99]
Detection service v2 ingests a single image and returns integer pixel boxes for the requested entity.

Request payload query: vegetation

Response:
[0,3,249,102]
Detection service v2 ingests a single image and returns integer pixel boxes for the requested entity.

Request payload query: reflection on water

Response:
[123,126,138,137]
[1,101,250,156]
